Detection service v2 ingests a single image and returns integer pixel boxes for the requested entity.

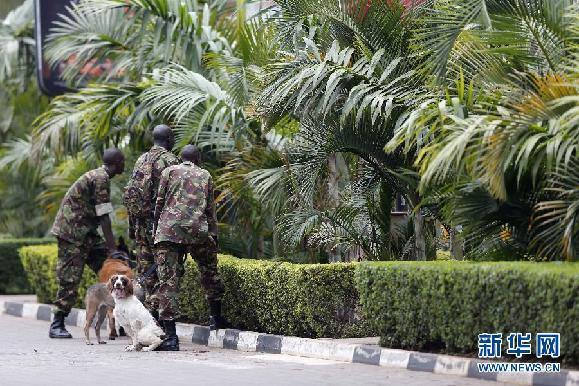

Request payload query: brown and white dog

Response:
[83,280,145,345]
[107,274,164,352]
[84,240,137,345]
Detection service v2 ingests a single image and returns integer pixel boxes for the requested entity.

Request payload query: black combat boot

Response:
[48,312,72,339]
[156,320,179,351]
[208,300,231,331]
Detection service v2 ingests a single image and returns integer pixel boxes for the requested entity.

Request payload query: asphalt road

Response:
[0,313,508,386]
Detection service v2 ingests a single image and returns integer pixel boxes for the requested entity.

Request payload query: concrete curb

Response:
[2,300,577,386]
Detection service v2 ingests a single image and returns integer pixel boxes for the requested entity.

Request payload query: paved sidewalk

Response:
[0,313,507,386]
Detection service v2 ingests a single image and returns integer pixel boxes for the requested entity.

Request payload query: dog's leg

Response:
[84,301,98,345]
[95,306,108,344]
[142,336,163,352]
[123,325,137,351]
[107,308,117,340]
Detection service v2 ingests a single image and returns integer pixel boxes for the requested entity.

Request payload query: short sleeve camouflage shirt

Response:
[51,167,113,243]
[154,162,217,245]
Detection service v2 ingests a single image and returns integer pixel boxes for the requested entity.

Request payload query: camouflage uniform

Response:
[125,145,179,311]
[153,161,224,321]
[51,167,113,315]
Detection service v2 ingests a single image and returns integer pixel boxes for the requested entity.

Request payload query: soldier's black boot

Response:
[208,300,231,331]
[49,312,72,339]
[157,321,179,351]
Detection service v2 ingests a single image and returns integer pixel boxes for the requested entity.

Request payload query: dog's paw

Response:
[108,336,116,341]
[85,341,93,345]
[124,344,136,352]
[98,341,107,345]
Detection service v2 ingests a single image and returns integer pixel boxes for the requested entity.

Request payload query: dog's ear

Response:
[126,278,134,296]
[117,236,129,254]
[107,275,115,293]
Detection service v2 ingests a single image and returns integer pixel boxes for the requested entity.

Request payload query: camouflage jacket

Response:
[154,161,217,245]
[126,145,179,244]
[51,167,113,243]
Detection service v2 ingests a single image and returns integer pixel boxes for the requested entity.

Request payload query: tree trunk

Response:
[327,154,341,204]
[272,227,279,258]
[326,154,347,263]
[257,234,265,257]
[449,227,464,260]
[413,209,427,261]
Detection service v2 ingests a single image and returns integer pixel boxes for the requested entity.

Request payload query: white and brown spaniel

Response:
[107,274,164,352]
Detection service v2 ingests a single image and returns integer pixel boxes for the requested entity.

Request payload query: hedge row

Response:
[19,244,578,363]
[19,244,98,308]
[355,261,579,365]
[19,244,371,338]
[0,238,52,294]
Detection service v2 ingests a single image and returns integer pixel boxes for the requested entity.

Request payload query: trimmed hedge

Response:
[19,244,98,308]
[355,261,579,365]
[19,244,371,338]
[21,244,577,359]
[0,238,52,294]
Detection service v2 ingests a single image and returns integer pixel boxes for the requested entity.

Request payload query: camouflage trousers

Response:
[133,219,159,312]
[54,237,107,315]
[153,239,224,321]
[135,241,158,312]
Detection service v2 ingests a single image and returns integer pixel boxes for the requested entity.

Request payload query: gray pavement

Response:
[0,313,508,386]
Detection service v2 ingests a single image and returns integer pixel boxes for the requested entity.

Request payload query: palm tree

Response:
[386,0,578,260]
[254,0,435,260]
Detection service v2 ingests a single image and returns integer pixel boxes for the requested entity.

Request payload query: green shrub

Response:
[0,238,52,294]
[181,257,372,338]
[19,244,97,307]
[355,261,579,365]
[20,244,372,338]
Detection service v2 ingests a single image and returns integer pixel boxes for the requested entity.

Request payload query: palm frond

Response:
[0,0,34,86]
[532,160,579,261]
[259,40,425,127]
[45,0,231,84]
[38,155,91,221]
[0,136,33,171]
[32,82,144,160]
[415,0,574,81]
[140,65,240,151]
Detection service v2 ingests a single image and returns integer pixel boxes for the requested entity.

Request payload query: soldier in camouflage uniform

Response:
[123,125,179,320]
[49,148,125,339]
[153,145,228,351]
